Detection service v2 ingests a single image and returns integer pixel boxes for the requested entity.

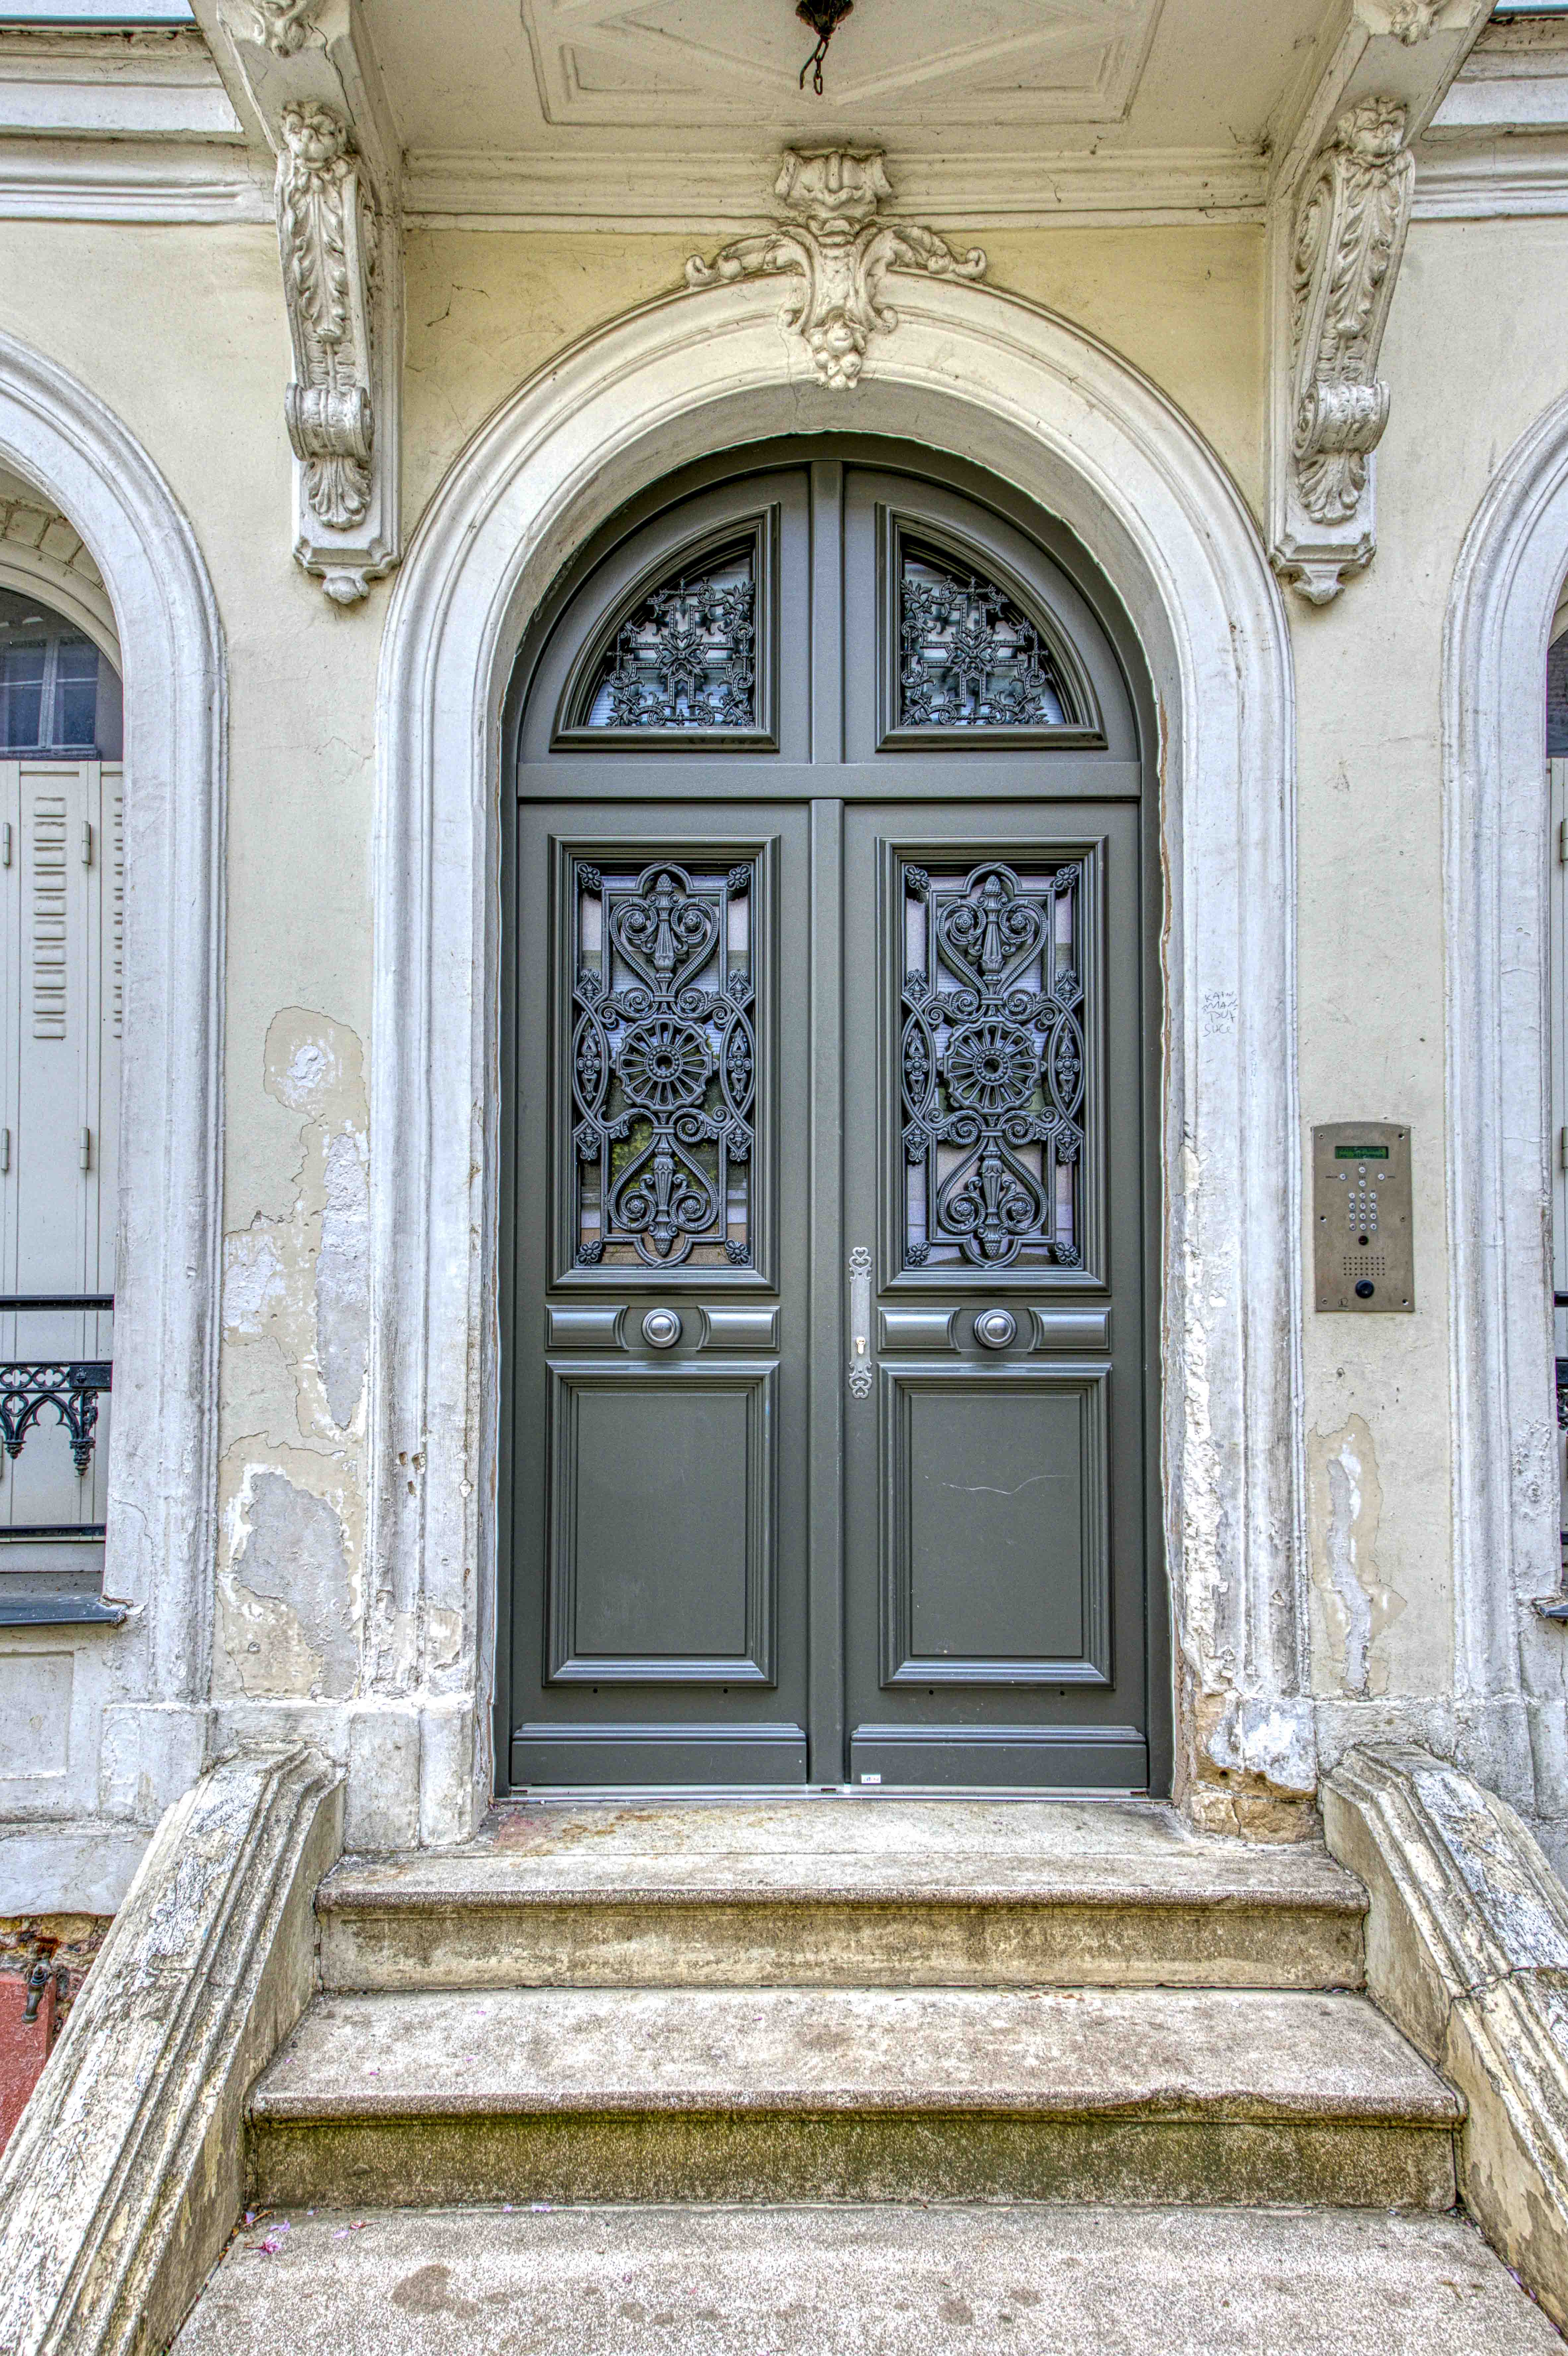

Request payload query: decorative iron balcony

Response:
[0,1294,112,1500]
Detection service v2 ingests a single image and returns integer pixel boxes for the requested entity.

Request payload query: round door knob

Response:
[642,1308,683,1350]
[975,1309,1017,1350]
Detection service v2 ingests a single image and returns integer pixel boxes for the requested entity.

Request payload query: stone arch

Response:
[0,329,226,1808]
[368,270,1303,1846]
[1444,386,1568,1824]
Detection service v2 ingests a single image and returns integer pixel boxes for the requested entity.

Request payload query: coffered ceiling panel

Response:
[521,0,1165,127]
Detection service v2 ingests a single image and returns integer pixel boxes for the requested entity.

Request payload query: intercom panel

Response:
[1312,1122,1414,1314]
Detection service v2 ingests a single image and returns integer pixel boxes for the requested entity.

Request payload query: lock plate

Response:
[1311,1121,1414,1313]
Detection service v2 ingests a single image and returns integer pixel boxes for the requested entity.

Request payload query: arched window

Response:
[0,586,121,760]
[0,583,121,1597]
[1549,613,1568,1592]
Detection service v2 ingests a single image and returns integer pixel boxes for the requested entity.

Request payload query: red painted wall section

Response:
[0,1967,56,2148]
[0,1917,109,2151]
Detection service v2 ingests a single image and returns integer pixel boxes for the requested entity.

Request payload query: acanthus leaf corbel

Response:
[1271,97,1414,604]
[276,100,383,600]
[685,148,986,391]
[191,0,401,605]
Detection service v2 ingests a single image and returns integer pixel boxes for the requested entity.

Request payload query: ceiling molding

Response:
[401,147,1268,233]
[518,0,1167,133]
[1413,130,1568,211]
[0,135,268,216]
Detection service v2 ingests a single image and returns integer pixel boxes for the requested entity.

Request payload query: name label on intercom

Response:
[1312,1122,1414,1313]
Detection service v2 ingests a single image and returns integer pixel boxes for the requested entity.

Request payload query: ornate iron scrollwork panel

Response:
[899,544,1070,730]
[0,1361,111,1473]
[572,857,756,1269]
[901,857,1085,1271]
[581,543,756,731]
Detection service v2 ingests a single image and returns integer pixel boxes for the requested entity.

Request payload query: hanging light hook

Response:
[797,0,854,96]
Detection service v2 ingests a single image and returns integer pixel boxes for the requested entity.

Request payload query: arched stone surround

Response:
[0,332,227,1837]
[367,274,1306,1847]
[1444,386,1568,1838]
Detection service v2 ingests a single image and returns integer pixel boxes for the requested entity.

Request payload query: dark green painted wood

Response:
[503,440,1160,1793]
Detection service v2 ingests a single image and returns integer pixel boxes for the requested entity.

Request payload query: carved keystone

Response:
[686,147,986,391]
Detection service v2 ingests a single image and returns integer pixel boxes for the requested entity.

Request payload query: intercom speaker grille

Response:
[1343,1255,1386,1279]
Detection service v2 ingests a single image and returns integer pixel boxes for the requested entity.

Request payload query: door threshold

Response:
[505,1784,1149,1805]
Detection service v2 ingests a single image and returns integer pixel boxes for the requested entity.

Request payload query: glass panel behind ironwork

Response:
[582,544,756,731]
[572,856,755,1268]
[901,857,1084,1269]
[899,544,1070,729]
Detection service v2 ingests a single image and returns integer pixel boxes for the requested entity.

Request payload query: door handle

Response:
[848,1245,873,1399]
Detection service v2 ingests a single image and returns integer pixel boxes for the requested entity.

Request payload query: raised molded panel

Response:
[0,1651,70,1776]
[1030,1307,1111,1350]
[881,1363,1110,1686]
[520,0,1164,130]
[547,1305,624,1349]
[548,1362,775,1683]
[880,1307,956,1350]
[702,1305,778,1350]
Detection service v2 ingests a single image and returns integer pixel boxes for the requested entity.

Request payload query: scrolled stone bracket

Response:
[1270,97,1414,604]
[685,147,986,391]
[194,0,402,604]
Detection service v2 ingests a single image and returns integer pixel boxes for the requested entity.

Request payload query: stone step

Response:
[318,1800,1367,1992]
[174,2202,1564,2356]
[248,1985,1458,2212]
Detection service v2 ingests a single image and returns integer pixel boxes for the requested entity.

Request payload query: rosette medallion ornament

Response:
[572,861,756,1268]
[686,148,986,390]
[902,860,1086,1269]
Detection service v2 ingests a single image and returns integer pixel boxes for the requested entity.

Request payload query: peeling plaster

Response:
[217,1463,359,1701]
[215,1010,371,1703]
[316,1128,369,1431]
[1309,1414,1406,1699]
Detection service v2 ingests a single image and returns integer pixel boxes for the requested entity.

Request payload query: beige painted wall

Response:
[0,205,1559,1767]
[1294,217,1568,1713]
[0,220,381,1718]
[401,224,1268,527]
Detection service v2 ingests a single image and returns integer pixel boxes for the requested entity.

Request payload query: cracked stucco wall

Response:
[216,1012,369,1704]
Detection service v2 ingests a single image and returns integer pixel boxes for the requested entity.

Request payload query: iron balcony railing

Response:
[0,1294,112,1538]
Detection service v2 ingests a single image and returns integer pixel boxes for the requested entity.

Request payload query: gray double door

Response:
[503,443,1161,1792]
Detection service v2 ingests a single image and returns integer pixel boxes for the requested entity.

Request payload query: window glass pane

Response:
[0,589,121,754]
[52,636,99,749]
[0,644,44,750]
[582,545,756,731]
[899,544,1071,729]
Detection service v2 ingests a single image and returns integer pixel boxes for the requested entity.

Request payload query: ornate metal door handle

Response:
[848,1245,872,1399]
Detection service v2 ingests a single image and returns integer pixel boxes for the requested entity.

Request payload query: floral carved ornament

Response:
[1288,97,1414,537]
[276,100,381,596]
[686,148,986,390]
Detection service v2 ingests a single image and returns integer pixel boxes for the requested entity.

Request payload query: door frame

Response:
[366,269,1306,1852]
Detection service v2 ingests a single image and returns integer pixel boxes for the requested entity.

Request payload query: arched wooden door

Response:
[501,438,1164,1792]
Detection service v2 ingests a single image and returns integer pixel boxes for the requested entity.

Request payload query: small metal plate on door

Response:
[1312,1122,1413,1313]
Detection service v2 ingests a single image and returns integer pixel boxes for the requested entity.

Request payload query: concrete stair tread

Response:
[321,1800,1366,1912]
[254,1986,1458,2124]
[173,2202,1564,2355]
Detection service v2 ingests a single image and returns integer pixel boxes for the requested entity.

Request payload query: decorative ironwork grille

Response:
[583,545,756,731]
[0,1360,110,1473]
[899,545,1071,730]
[900,858,1085,1269]
[571,858,755,1268]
